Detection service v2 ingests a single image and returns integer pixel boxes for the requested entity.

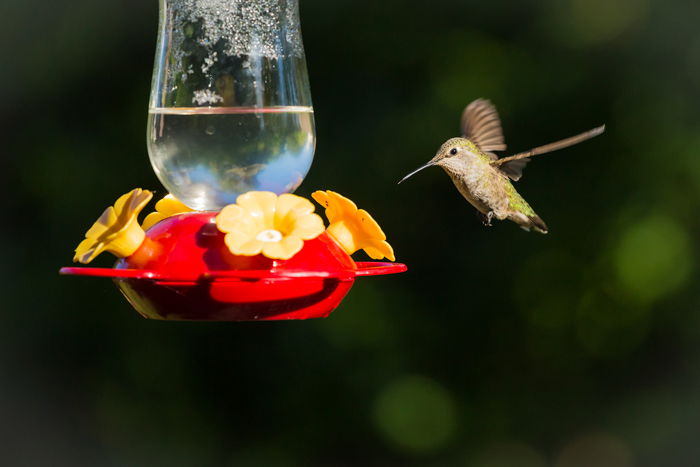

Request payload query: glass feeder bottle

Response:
[147,0,315,210]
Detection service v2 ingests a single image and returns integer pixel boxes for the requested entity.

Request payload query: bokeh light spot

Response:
[318,282,397,350]
[432,35,509,107]
[555,433,633,467]
[515,249,579,330]
[469,441,547,467]
[548,0,649,47]
[576,290,650,357]
[372,374,457,453]
[613,215,692,304]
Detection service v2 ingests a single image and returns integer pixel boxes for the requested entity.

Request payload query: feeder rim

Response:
[59,262,407,282]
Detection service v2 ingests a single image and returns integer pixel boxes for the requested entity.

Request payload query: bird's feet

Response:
[479,211,495,227]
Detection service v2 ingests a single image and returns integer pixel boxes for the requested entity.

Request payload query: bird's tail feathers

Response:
[526,215,548,234]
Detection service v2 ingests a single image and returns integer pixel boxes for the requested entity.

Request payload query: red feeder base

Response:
[114,272,354,321]
[61,212,406,321]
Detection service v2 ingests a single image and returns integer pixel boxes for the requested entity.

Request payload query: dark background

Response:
[3,0,700,465]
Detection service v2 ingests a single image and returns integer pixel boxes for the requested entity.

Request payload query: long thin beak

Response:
[398,161,435,184]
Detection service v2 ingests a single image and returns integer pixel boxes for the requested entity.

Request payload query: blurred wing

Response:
[461,99,507,152]
[498,158,530,181]
[490,125,605,181]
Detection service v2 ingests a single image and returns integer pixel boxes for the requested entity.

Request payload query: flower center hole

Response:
[256,229,283,243]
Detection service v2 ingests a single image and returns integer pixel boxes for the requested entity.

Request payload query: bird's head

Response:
[398,137,479,184]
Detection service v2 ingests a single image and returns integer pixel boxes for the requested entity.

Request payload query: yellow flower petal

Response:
[363,239,395,262]
[222,230,250,250]
[313,189,396,261]
[288,212,325,240]
[326,221,359,256]
[103,220,146,258]
[261,235,304,260]
[312,190,339,223]
[327,191,358,220]
[142,194,193,229]
[85,206,118,239]
[311,191,328,205]
[73,189,152,264]
[274,194,313,234]
[116,188,151,221]
[236,191,277,227]
[155,194,191,216]
[277,193,315,216]
[217,205,263,242]
[357,209,387,240]
[225,233,264,256]
[74,238,105,263]
[216,204,246,233]
[215,192,324,259]
[141,212,166,230]
[276,193,313,226]
[113,191,134,216]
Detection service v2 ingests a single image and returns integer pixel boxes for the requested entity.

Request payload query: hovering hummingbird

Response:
[398,99,604,233]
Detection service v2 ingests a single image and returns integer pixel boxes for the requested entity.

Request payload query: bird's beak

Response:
[398,161,435,184]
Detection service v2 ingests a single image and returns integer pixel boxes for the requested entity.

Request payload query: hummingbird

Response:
[398,99,604,233]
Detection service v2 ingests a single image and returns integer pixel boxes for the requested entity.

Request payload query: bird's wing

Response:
[490,125,605,181]
[497,158,530,181]
[461,99,507,153]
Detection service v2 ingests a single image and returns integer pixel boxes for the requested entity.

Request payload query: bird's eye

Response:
[449,148,458,156]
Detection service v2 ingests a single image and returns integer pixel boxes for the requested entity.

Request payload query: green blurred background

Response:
[3,0,700,465]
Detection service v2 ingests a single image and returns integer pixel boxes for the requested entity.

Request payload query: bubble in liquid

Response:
[170,0,303,63]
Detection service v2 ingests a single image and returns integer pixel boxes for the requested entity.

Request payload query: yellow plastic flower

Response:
[312,190,395,261]
[73,188,153,264]
[215,191,325,260]
[142,194,193,230]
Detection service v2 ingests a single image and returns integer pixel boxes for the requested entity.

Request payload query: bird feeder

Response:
[60,0,406,321]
